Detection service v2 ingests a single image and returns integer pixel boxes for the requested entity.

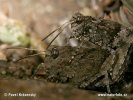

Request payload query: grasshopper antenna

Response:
[7,47,43,51]
[7,47,46,62]
[42,21,71,49]
[41,21,69,41]
[7,46,59,62]
[14,53,46,62]
[46,25,67,49]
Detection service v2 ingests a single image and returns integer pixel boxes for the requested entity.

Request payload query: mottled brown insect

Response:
[39,12,133,93]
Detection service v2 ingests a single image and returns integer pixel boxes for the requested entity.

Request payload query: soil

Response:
[0,79,108,100]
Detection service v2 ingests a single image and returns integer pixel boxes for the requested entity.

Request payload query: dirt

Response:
[0,79,111,100]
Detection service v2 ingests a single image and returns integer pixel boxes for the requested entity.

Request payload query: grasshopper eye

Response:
[41,21,70,49]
